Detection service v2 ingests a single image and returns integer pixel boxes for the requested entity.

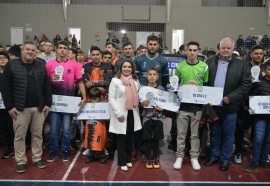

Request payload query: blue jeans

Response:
[251,117,270,165]
[50,112,71,153]
[209,112,237,162]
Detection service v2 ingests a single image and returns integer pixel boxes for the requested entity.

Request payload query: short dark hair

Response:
[250,45,265,52]
[105,42,116,48]
[69,47,78,58]
[88,87,101,100]
[186,41,200,49]
[57,40,69,49]
[44,40,53,45]
[147,35,158,43]
[77,50,84,55]
[102,50,112,58]
[179,44,186,51]
[138,45,147,50]
[122,42,133,49]
[90,46,101,53]
[147,67,158,74]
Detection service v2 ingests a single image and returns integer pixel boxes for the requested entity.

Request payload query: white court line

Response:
[62,145,83,181]
[106,151,118,181]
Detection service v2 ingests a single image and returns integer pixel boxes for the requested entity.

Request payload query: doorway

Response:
[11,27,23,45]
[172,29,184,53]
[68,28,81,47]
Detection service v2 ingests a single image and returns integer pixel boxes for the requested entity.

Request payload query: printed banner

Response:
[77,103,111,120]
[139,86,180,112]
[177,85,223,106]
[249,96,270,114]
[50,95,81,113]
[0,92,5,109]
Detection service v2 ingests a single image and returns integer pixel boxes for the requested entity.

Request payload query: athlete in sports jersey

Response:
[135,35,169,88]
[173,41,208,171]
[82,46,113,150]
[86,87,107,164]
[46,40,86,163]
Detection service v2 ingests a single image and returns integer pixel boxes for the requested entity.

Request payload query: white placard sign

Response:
[77,103,111,120]
[0,92,5,109]
[139,86,180,112]
[50,95,81,113]
[177,85,223,106]
[249,96,270,114]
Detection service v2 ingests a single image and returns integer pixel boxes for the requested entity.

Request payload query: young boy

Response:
[140,68,176,169]
[245,61,270,171]
[85,87,107,164]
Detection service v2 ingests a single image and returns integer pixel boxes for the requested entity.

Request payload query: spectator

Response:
[121,34,130,44]
[8,45,21,59]
[236,35,245,48]
[0,51,14,159]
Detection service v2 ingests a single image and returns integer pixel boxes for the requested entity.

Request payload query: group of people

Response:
[0,34,269,176]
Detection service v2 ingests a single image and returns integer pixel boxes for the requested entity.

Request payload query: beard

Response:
[148,49,157,56]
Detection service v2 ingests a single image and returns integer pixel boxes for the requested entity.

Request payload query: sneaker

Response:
[47,152,57,163]
[62,151,69,162]
[173,157,183,169]
[16,164,26,173]
[82,149,90,156]
[245,163,260,172]
[1,148,14,159]
[260,162,270,169]
[234,153,242,164]
[120,166,128,171]
[153,159,160,169]
[105,148,109,156]
[126,162,132,168]
[70,141,79,151]
[100,157,107,164]
[146,160,153,169]
[191,158,201,170]
[86,155,93,163]
[33,160,47,169]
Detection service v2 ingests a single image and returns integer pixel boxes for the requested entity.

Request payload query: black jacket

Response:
[206,55,251,113]
[2,58,52,111]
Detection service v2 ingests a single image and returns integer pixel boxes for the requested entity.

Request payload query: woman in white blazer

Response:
[109,59,141,171]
